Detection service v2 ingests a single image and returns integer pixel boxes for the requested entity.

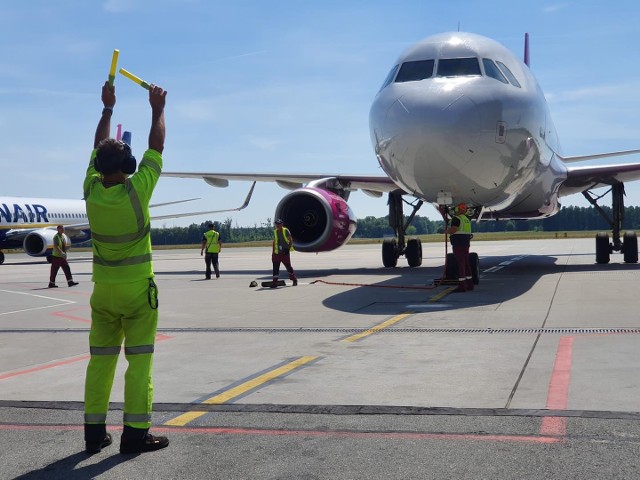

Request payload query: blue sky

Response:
[1,1,640,228]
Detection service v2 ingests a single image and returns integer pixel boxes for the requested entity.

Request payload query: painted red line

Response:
[0,424,561,444]
[53,306,91,324]
[0,355,90,381]
[0,335,171,381]
[540,336,574,436]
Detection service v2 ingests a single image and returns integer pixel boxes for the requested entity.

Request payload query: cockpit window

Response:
[495,61,521,87]
[395,59,435,83]
[379,64,399,91]
[482,59,508,84]
[436,58,481,77]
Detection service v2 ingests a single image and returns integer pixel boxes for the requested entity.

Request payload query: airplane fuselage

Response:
[0,197,90,257]
[370,32,568,219]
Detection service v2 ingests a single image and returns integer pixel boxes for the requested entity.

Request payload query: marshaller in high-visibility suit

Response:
[83,81,169,455]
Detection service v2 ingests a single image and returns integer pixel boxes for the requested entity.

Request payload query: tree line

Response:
[150,205,640,245]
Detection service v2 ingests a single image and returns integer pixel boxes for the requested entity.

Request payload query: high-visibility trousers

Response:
[84,278,159,429]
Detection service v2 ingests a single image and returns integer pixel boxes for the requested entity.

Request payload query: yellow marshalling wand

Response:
[119,67,151,90]
[108,49,119,87]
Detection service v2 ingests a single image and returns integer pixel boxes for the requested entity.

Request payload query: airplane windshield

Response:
[436,58,481,77]
[379,64,399,91]
[495,61,521,87]
[394,59,435,83]
[482,58,508,84]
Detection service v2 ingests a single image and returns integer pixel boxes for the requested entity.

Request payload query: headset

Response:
[95,141,137,175]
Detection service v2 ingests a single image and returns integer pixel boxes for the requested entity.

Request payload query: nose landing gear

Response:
[381,192,423,268]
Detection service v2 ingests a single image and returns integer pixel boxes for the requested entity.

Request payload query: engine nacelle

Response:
[23,229,61,257]
[274,187,357,252]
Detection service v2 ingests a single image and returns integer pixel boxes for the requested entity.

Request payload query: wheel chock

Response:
[261,280,286,288]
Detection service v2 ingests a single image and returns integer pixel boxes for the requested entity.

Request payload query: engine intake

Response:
[23,229,58,257]
[274,187,356,252]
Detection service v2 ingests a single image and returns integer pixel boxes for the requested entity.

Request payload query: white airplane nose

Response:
[371,86,482,195]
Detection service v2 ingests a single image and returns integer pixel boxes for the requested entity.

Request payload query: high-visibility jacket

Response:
[52,233,68,258]
[83,148,162,283]
[203,229,221,253]
[451,214,471,234]
[273,227,294,254]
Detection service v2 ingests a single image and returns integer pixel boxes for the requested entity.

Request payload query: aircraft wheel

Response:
[405,238,422,267]
[445,253,458,280]
[382,240,398,268]
[623,232,638,263]
[470,252,480,285]
[0,252,4,265]
[595,232,610,264]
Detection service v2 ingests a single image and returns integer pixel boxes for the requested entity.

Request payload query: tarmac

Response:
[1,238,640,479]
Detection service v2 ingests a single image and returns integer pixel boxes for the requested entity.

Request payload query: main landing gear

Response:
[381,191,424,268]
[584,182,638,264]
[0,251,4,265]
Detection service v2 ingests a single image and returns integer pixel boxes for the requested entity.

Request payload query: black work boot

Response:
[85,423,112,454]
[120,425,169,454]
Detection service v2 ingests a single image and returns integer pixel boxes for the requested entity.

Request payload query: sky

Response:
[1,0,640,228]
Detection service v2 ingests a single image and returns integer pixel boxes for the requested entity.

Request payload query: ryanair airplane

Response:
[0,185,255,265]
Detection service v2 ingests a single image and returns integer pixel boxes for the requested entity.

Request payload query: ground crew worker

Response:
[82,81,169,455]
[271,219,297,288]
[200,222,222,279]
[48,225,79,288]
[445,203,473,292]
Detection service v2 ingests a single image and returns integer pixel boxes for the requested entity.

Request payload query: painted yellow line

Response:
[342,312,413,343]
[429,286,458,302]
[164,355,318,426]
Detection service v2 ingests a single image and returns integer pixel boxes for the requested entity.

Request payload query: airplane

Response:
[158,32,640,275]
[0,186,255,266]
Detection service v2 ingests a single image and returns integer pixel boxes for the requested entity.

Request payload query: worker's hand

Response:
[200,251,203,256]
[148,85,167,111]
[101,81,116,108]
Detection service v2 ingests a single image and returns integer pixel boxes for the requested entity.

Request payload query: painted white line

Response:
[0,289,75,316]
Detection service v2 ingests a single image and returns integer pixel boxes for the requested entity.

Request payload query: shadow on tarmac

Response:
[319,254,639,314]
[13,450,134,480]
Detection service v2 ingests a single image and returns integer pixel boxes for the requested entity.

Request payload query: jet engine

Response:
[23,229,61,257]
[274,187,356,252]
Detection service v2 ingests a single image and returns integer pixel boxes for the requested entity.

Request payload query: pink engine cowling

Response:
[274,187,357,252]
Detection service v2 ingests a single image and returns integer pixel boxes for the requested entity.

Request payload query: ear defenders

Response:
[95,141,137,175]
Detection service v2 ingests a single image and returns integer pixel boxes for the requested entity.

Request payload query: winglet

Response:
[524,32,530,67]
[148,182,257,222]
[237,181,256,210]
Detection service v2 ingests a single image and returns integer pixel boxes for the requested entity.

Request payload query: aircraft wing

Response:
[560,161,640,197]
[60,187,257,231]
[161,171,400,197]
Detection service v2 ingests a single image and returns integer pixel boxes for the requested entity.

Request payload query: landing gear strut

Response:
[584,182,638,264]
[381,191,423,268]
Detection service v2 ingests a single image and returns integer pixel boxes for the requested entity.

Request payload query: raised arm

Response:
[148,85,167,153]
[94,82,116,148]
